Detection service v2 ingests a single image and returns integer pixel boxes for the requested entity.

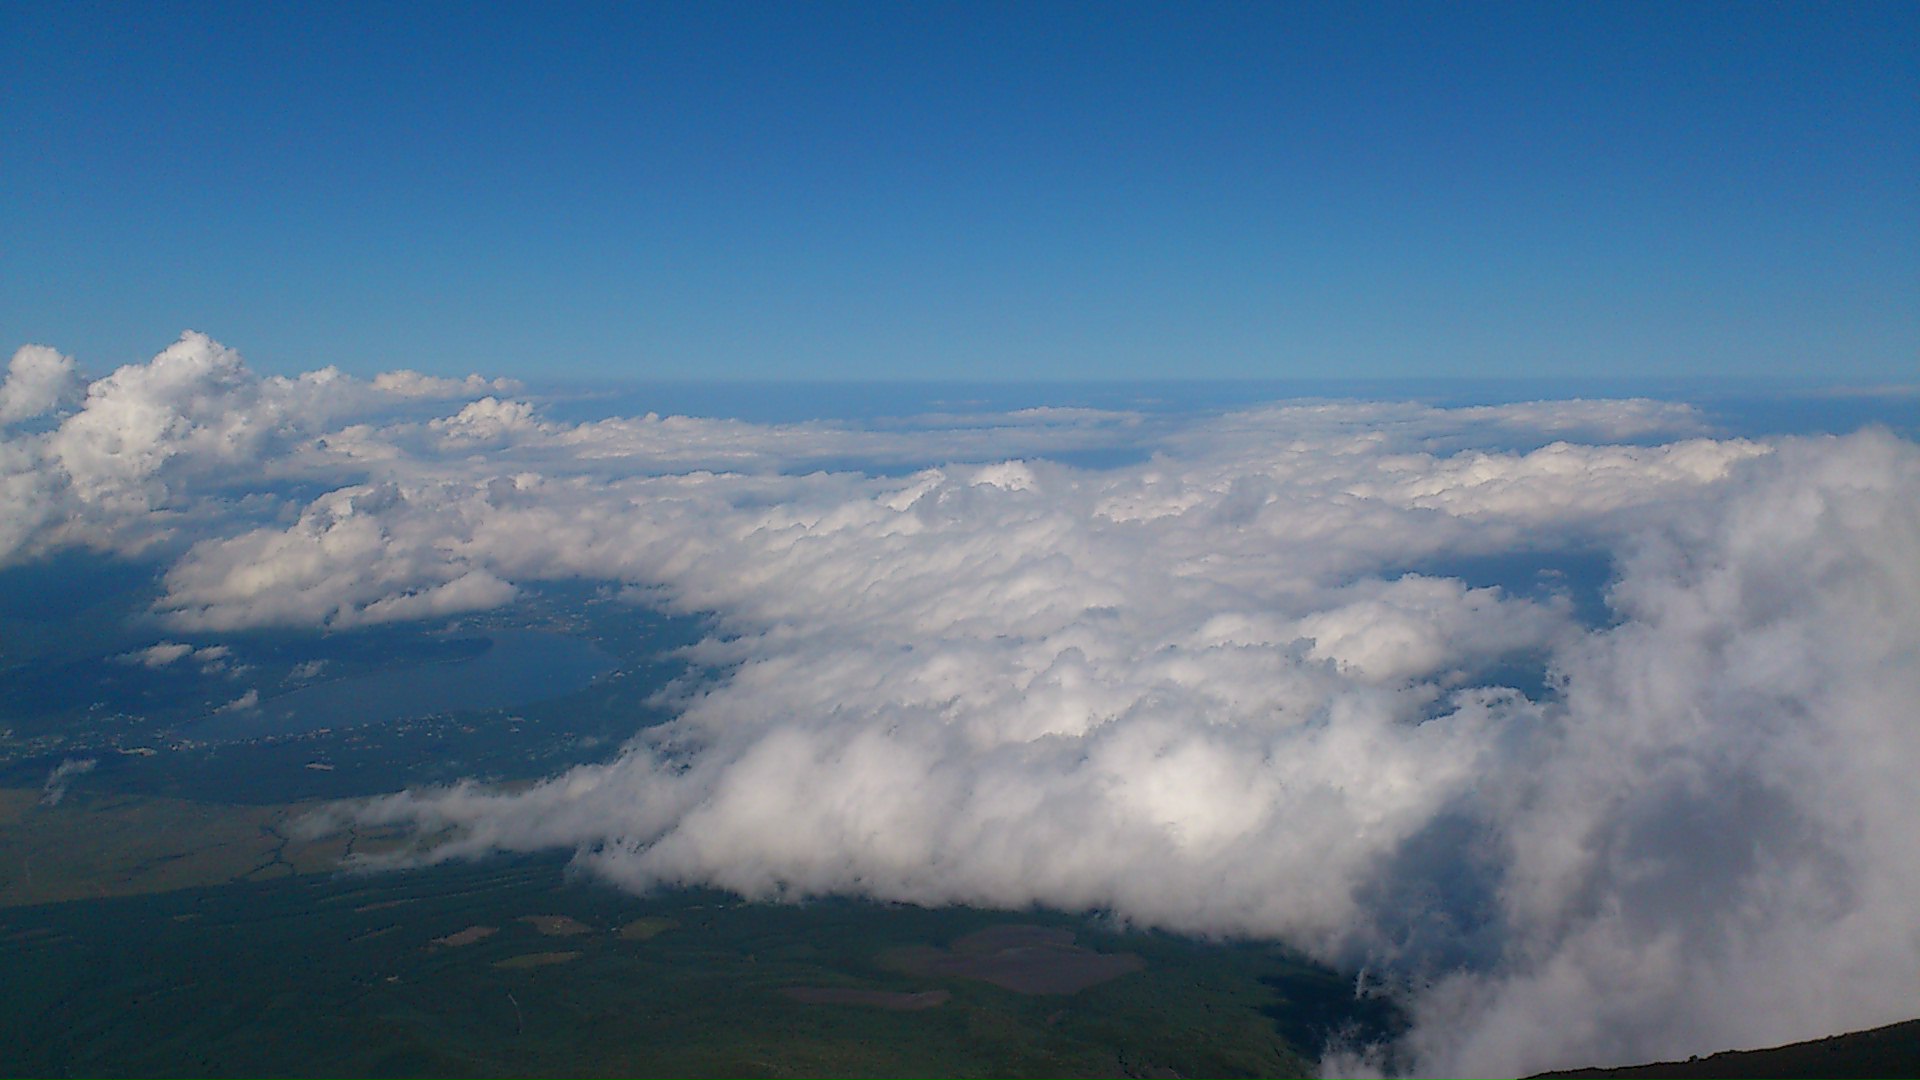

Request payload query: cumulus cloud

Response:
[371,370,523,398]
[0,345,82,426]
[156,483,521,629]
[429,396,549,447]
[10,333,1920,1076]
[49,332,291,506]
[120,641,233,668]
[124,641,194,667]
[0,333,368,563]
[0,332,1191,570]
[215,688,259,713]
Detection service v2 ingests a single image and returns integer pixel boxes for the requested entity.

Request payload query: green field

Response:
[0,842,1396,1077]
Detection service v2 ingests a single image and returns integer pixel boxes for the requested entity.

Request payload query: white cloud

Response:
[124,641,194,667]
[371,370,523,398]
[122,642,235,668]
[215,688,259,713]
[1286,574,1568,683]
[156,482,524,630]
[49,331,270,506]
[1399,430,1920,1075]
[11,333,1920,1076]
[0,344,81,426]
[429,396,549,447]
[39,757,96,807]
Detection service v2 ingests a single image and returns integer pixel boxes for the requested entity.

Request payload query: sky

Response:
[4,1,1915,383]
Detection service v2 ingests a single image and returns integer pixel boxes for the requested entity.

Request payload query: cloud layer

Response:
[9,335,1918,1076]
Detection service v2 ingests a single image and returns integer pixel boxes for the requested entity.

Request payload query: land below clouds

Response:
[0,791,1341,1077]
[4,784,1914,1078]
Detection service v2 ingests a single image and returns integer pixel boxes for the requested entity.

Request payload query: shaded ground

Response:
[0,854,1338,1077]
[493,950,580,969]
[1535,1017,1920,1079]
[0,787,397,908]
[781,986,951,1010]
[882,923,1145,995]
[432,925,498,947]
[519,914,592,936]
[618,915,676,940]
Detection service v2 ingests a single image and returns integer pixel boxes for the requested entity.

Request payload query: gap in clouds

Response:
[1400,550,1618,631]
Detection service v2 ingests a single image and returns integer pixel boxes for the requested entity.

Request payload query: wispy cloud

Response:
[39,757,96,807]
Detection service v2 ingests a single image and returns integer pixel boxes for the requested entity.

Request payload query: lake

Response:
[184,629,617,742]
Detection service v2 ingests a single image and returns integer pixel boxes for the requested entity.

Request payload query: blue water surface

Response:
[184,630,615,742]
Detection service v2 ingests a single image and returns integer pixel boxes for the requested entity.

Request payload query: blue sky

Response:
[3,1,1914,383]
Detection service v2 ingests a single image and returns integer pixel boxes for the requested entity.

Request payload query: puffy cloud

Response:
[43,331,396,509]
[0,334,382,563]
[370,370,523,398]
[1285,574,1568,683]
[124,642,194,667]
[120,641,234,669]
[156,483,522,630]
[215,688,259,713]
[0,333,1000,563]
[49,332,269,505]
[12,333,1920,1076]
[429,397,549,447]
[1398,430,1920,1076]
[0,437,62,561]
[0,344,81,426]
